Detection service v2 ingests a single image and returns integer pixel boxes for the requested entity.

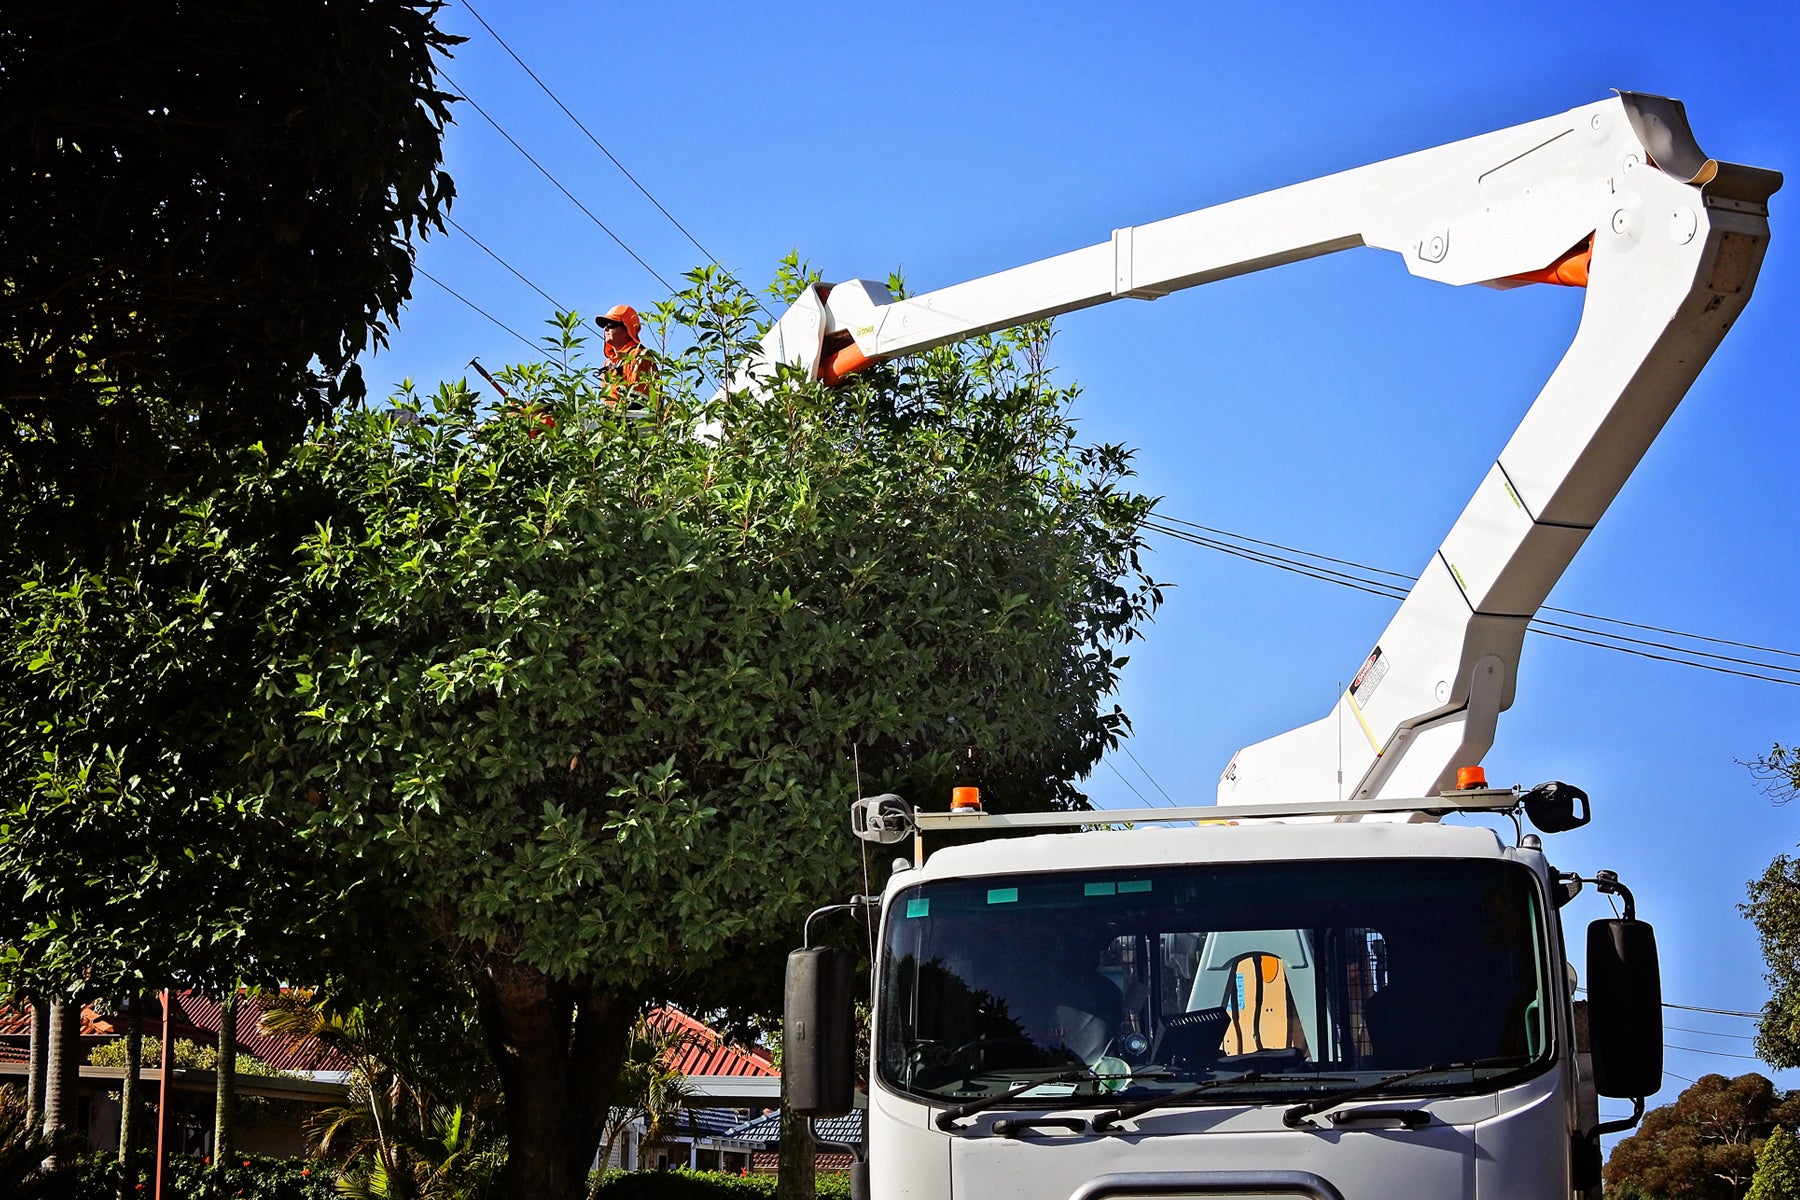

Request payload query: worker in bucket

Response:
[595,304,656,404]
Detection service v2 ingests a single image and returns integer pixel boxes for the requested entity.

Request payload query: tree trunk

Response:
[118,996,143,1200]
[44,999,77,1163]
[26,998,47,1120]
[776,1070,817,1200]
[469,957,639,1200]
[214,988,237,1167]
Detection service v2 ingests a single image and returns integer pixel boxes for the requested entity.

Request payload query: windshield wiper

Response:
[1089,1070,1271,1132]
[935,1069,1172,1131]
[1281,1055,1535,1128]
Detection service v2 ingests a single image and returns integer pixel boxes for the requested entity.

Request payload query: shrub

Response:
[61,1151,336,1200]
[587,1168,852,1199]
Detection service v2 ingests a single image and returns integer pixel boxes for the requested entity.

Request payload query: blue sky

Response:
[377,1,1800,1112]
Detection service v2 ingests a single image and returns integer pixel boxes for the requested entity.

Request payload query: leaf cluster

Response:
[0,0,458,566]
[256,263,1159,1013]
[1606,1073,1800,1200]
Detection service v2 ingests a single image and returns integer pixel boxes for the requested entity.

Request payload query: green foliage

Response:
[87,1036,286,1077]
[259,996,502,1198]
[1750,1126,1800,1200]
[0,462,348,1002]
[256,265,1158,1010]
[0,1085,82,1200]
[588,1170,849,1199]
[0,0,458,567]
[1605,1073,1800,1200]
[1746,856,1800,1068]
[599,1018,699,1173]
[65,1151,336,1200]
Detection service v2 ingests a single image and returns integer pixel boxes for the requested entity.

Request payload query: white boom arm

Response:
[742,92,1778,808]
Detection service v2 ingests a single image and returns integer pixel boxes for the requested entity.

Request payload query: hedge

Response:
[589,1168,852,1199]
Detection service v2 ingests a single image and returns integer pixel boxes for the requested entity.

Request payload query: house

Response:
[599,1004,778,1173]
[726,1108,865,1175]
[0,991,350,1159]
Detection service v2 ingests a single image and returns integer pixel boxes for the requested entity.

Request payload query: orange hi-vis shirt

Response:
[601,340,657,405]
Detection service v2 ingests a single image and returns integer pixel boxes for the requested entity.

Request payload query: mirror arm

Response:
[803,896,881,948]
[1590,1095,1647,1139]
[1571,871,1636,920]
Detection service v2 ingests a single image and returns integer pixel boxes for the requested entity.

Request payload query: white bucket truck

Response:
[770,92,1777,1200]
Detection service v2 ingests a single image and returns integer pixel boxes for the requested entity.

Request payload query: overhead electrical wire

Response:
[1122,743,1180,806]
[1666,1000,1763,1019]
[438,68,676,294]
[415,266,539,357]
[1667,1023,1756,1042]
[1666,1042,1764,1061]
[459,0,723,272]
[445,215,600,336]
[1141,516,1800,689]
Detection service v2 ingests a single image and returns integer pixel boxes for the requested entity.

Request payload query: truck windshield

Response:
[877,857,1549,1106]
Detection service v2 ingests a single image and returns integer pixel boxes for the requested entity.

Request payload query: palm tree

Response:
[0,1084,83,1200]
[41,1000,75,1161]
[260,999,501,1199]
[592,1016,697,1190]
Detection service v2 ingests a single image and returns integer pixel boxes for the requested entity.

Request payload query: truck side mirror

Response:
[785,946,855,1117]
[1586,918,1662,1098]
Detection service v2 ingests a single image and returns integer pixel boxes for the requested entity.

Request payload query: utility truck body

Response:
[772,92,1776,1199]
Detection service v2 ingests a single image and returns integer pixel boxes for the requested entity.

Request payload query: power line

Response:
[415,266,539,356]
[1666,1000,1763,1019]
[1122,743,1179,805]
[1103,758,1158,806]
[446,215,592,332]
[439,68,676,294]
[459,0,723,271]
[1666,1042,1764,1062]
[1141,517,1800,689]
[1668,1024,1756,1042]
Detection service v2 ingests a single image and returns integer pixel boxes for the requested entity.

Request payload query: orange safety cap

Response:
[599,304,642,341]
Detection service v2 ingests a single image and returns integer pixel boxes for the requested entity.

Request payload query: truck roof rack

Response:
[856,788,1522,839]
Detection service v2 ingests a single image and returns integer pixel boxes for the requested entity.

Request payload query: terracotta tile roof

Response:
[751,1151,854,1173]
[647,1006,776,1078]
[0,1003,118,1039]
[0,991,349,1075]
[179,991,351,1074]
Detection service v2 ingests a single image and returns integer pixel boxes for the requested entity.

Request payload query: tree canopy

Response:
[0,0,457,1009]
[0,0,457,566]
[1746,854,1800,1068]
[242,265,1158,1195]
[1606,1073,1800,1200]
[1749,1126,1800,1200]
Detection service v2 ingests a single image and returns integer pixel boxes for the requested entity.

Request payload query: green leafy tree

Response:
[1606,1073,1800,1200]
[260,997,502,1200]
[1750,1126,1800,1200]
[0,3,457,1151]
[0,0,457,567]
[1746,856,1800,1067]
[595,1017,697,1182]
[0,1084,82,1199]
[249,263,1158,1198]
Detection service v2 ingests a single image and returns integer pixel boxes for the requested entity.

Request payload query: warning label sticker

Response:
[1350,646,1389,708]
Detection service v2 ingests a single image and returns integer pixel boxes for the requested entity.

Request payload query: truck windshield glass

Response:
[878,857,1548,1106]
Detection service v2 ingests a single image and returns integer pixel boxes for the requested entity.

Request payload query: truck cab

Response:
[877,821,1572,1199]
[789,789,1662,1200]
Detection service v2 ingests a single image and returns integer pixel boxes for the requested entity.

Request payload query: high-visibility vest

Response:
[602,344,657,404]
